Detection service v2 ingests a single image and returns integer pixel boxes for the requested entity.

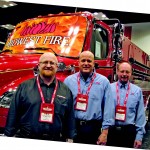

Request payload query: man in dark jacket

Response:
[4,52,76,142]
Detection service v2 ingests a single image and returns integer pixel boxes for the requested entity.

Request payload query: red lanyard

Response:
[36,76,58,104]
[77,73,96,95]
[116,82,130,106]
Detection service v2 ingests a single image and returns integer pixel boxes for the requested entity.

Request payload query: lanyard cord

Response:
[36,76,58,104]
[116,82,130,106]
[77,73,96,95]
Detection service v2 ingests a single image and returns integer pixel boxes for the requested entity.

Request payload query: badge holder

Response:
[75,94,88,111]
[39,103,54,123]
[115,105,126,121]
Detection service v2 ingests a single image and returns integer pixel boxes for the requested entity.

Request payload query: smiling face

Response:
[38,52,58,79]
[117,62,132,84]
[79,51,95,76]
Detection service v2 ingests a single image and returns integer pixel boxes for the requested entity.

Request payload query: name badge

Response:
[115,105,126,121]
[75,94,88,111]
[39,103,54,123]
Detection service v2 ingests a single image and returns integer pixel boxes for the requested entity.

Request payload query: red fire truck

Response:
[0,11,150,131]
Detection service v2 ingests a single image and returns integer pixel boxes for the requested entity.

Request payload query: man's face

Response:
[117,62,132,84]
[79,53,94,75]
[38,54,58,78]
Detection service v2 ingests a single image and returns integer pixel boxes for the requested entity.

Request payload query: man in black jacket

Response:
[4,52,76,142]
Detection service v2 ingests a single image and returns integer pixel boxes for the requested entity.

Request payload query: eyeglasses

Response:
[39,61,57,66]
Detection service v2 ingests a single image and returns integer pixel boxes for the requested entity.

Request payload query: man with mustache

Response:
[64,51,115,145]
[107,61,146,148]
[4,52,76,142]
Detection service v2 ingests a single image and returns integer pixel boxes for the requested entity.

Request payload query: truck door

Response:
[90,23,108,59]
[90,23,113,81]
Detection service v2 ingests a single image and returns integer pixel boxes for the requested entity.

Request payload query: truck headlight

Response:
[57,62,66,71]
[0,90,16,108]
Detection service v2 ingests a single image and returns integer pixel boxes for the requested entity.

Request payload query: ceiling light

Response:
[93,12,109,20]
[0,41,5,45]
[0,24,15,30]
[2,4,8,8]
[0,0,17,8]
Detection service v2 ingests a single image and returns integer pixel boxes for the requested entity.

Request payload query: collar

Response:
[118,80,128,89]
[38,75,56,86]
[79,71,95,82]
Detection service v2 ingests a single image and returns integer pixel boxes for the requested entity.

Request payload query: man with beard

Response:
[64,51,115,145]
[4,52,76,142]
[107,61,146,148]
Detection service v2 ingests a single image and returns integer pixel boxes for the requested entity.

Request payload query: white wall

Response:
[130,22,150,55]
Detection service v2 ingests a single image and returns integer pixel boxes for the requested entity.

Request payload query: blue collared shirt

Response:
[64,72,115,129]
[111,81,146,141]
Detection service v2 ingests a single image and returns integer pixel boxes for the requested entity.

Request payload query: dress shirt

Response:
[64,72,115,129]
[111,81,146,141]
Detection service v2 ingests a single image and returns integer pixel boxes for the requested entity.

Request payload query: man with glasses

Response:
[107,61,146,148]
[4,52,76,142]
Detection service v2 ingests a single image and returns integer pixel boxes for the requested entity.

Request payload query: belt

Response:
[38,134,57,140]
[115,126,122,131]
[76,119,102,126]
[113,124,135,131]
[17,129,61,140]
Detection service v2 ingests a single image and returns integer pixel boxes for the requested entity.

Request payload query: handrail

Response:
[129,58,150,70]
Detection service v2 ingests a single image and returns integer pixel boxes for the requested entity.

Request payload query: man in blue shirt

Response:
[64,51,115,145]
[107,61,146,148]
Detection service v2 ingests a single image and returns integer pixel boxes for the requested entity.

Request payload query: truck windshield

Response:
[2,15,87,58]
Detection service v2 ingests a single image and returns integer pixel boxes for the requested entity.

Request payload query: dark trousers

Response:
[15,129,63,141]
[107,125,136,148]
[74,119,102,145]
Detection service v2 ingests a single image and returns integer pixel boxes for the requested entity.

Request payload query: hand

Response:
[1,134,7,137]
[134,140,142,148]
[96,133,107,145]
[66,139,73,143]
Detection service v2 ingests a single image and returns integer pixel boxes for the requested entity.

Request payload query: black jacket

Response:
[4,76,76,140]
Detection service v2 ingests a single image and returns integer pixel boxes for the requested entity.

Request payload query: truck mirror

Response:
[147,55,150,61]
[111,49,122,62]
[113,23,124,50]
[94,62,99,69]
[33,65,39,76]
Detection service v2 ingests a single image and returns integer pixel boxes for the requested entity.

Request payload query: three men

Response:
[4,51,146,148]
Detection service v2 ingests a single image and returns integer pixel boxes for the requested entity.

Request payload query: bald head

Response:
[79,51,94,61]
[38,52,58,81]
[117,62,132,72]
[117,61,132,84]
[39,52,58,64]
[79,51,95,77]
